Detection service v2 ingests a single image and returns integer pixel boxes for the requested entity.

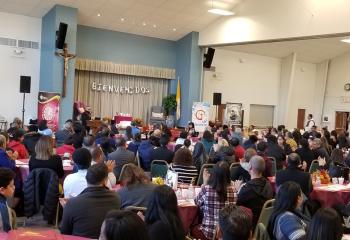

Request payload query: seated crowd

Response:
[0,116,349,240]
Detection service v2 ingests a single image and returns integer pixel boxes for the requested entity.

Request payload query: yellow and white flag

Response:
[176,78,181,120]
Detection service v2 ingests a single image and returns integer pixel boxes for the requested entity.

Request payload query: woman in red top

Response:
[56,136,75,157]
[8,128,28,159]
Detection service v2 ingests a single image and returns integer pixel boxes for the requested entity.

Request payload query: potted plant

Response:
[162,95,177,127]
[162,94,177,116]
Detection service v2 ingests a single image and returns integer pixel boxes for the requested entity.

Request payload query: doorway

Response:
[297,109,306,129]
[335,111,350,133]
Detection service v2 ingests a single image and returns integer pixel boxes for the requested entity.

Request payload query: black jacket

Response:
[295,147,314,171]
[60,186,120,239]
[237,177,273,228]
[276,167,313,197]
[313,147,330,167]
[267,143,286,170]
[150,146,174,164]
[24,168,59,222]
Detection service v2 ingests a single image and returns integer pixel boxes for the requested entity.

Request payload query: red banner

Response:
[38,92,60,132]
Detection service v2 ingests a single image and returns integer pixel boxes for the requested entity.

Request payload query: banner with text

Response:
[192,102,210,132]
[38,92,61,132]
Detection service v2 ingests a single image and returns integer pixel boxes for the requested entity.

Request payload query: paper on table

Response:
[342,235,350,240]
[316,184,350,192]
[15,160,27,165]
[178,199,195,207]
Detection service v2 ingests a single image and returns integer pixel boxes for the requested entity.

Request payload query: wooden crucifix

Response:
[55,43,76,97]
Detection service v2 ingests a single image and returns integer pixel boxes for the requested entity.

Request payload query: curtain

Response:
[76,58,175,80]
[74,70,169,123]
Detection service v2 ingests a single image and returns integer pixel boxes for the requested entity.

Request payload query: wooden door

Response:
[217,104,226,123]
[297,109,305,129]
[335,111,349,133]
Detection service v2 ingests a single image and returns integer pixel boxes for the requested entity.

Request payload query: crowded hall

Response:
[3,0,350,240]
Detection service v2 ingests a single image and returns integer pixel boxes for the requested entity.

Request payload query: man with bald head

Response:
[236,155,273,229]
[276,153,313,197]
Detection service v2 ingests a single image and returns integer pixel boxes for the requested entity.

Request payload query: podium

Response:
[87,120,103,135]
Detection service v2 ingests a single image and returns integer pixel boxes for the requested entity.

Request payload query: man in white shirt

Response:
[64,148,91,198]
[64,148,116,198]
[305,114,315,132]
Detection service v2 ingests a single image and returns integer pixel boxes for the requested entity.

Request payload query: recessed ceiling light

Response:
[341,38,350,43]
[172,28,176,32]
[153,24,157,28]
[142,22,146,26]
[120,18,125,22]
[208,8,234,16]
[97,13,101,17]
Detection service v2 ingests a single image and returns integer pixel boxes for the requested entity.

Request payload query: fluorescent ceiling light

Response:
[208,8,234,16]
[341,38,350,43]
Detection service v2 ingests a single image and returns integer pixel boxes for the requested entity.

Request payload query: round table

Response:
[310,185,350,208]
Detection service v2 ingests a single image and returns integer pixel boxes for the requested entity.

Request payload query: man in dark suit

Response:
[108,137,135,179]
[266,134,286,170]
[150,135,174,164]
[231,148,256,182]
[276,153,313,197]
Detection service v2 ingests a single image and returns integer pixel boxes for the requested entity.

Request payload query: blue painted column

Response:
[40,5,77,128]
[175,32,203,127]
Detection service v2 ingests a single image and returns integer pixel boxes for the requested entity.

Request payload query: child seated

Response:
[0,167,16,232]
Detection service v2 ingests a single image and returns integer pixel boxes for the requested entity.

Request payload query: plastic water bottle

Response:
[188,184,194,199]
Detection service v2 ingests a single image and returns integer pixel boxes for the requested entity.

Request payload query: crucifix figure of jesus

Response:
[55,43,76,97]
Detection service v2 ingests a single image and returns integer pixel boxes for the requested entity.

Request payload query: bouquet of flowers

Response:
[152,177,164,185]
[312,169,330,184]
[132,118,143,127]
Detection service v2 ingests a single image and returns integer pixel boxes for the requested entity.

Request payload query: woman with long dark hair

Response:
[267,181,309,240]
[145,185,185,240]
[306,208,343,240]
[193,161,235,240]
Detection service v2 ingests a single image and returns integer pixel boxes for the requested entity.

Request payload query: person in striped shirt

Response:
[169,148,198,184]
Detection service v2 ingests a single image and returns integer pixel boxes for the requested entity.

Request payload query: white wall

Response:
[199,0,350,46]
[323,50,350,130]
[288,61,317,128]
[202,49,322,128]
[0,12,41,124]
[202,49,281,126]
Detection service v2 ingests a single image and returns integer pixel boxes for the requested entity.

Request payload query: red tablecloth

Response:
[179,205,198,233]
[0,228,89,239]
[310,186,350,208]
[16,159,74,183]
[114,115,132,124]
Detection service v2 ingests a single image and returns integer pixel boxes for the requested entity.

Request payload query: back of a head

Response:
[287,153,301,168]
[83,135,95,148]
[306,208,343,240]
[101,210,149,240]
[209,161,231,202]
[179,130,188,139]
[73,121,83,134]
[115,137,126,148]
[202,130,213,142]
[257,141,268,152]
[38,120,48,131]
[0,134,6,149]
[219,204,252,240]
[173,148,192,166]
[231,138,240,147]
[267,134,277,144]
[9,128,24,141]
[250,155,265,174]
[244,148,257,163]
[249,134,258,143]
[300,138,309,149]
[86,163,108,185]
[64,121,72,131]
[35,135,53,159]
[145,185,184,239]
[64,136,74,145]
[73,148,92,170]
[159,135,169,147]
[330,149,344,163]
[134,133,142,142]
[313,138,322,148]
[120,164,149,186]
[183,139,191,147]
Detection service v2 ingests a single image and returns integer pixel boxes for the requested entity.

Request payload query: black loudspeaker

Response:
[56,22,68,49]
[213,93,221,106]
[203,47,215,68]
[20,76,31,93]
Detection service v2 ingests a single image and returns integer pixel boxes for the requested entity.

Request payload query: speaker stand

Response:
[215,105,218,122]
[21,93,26,128]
